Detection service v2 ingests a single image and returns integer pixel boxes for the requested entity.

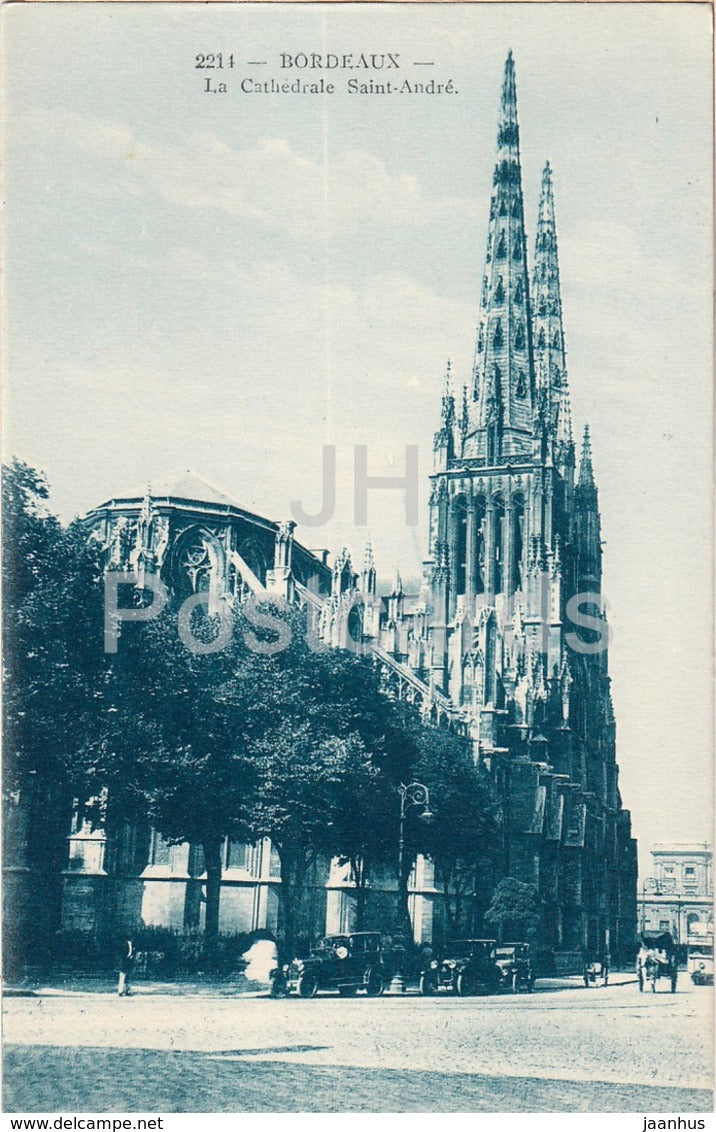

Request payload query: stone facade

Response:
[638,843,713,943]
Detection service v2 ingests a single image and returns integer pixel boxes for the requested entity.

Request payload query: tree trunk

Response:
[439,863,458,940]
[278,850,307,960]
[203,839,223,962]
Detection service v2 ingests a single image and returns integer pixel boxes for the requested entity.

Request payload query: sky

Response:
[3,2,713,873]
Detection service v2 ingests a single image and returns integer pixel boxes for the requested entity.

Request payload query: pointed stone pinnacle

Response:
[538,161,555,223]
[501,50,517,126]
[578,424,595,487]
[441,359,455,425]
[445,358,453,396]
[391,565,404,597]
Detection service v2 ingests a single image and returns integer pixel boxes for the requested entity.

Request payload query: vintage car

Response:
[283,932,386,998]
[494,943,536,992]
[420,939,502,996]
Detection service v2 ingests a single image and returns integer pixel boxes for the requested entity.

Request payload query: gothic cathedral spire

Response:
[470,51,534,463]
[532,162,573,453]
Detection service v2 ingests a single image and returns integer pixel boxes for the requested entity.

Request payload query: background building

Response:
[638,843,713,942]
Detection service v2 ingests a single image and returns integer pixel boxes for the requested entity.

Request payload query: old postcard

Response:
[2,0,713,1118]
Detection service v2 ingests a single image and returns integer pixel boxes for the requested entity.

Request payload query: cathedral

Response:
[9,53,638,962]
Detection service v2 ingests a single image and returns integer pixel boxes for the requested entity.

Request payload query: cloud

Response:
[19,107,473,237]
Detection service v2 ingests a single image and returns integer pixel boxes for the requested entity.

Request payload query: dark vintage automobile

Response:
[281,932,386,998]
[494,943,536,992]
[420,939,502,996]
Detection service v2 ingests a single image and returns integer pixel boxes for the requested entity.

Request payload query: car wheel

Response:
[338,985,358,997]
[456,971,475,997]
[419,974,437,996]
[364,968,384,997]
[297,970,319,998]
[511,971,520,993]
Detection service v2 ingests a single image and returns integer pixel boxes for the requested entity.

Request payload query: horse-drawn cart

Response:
[637,931,678,993]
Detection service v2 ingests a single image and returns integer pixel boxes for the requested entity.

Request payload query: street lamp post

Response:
[392,782,433,992]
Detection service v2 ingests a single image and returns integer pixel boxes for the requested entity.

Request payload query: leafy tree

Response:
[3,460,106,796]
[484,876,542,943]
[2,461,105,950]
[225,603,415,955]
[79,597,415,958]
[76,607,257,957]
[412,726,498,941]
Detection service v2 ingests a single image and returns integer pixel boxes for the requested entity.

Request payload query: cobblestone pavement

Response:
[3,975,713,1112]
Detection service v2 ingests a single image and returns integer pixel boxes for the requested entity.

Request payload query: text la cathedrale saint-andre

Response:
[195,52,458,95]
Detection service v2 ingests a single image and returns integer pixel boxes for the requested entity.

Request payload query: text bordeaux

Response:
[280,52,401,70]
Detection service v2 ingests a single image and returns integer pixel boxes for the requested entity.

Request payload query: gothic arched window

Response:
[514,279,523,305]
[493,319,504,348]
[494,276,505,304]
[515,369,527,398]
[474,496,487,596]
[178,536,213,595]
[515,324,525,350]
[487,424,498,465]
[451,495,468,598]
[511,493,525,593]
[492,497,505,593]
[496,231,507,259]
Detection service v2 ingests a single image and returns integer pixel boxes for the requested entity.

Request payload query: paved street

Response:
[3,975,713,1112]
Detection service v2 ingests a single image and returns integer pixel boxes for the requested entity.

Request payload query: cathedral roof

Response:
[96,471,246,511]
[88,471,332,576]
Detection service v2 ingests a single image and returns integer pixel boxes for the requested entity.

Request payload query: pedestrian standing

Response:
[117,937,136,997]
